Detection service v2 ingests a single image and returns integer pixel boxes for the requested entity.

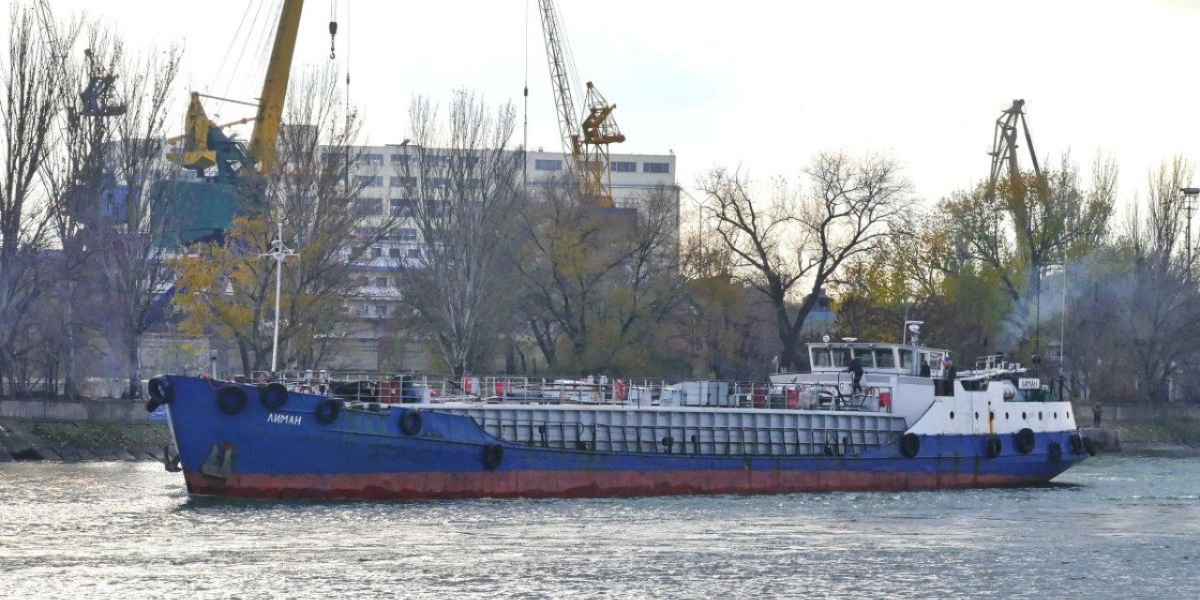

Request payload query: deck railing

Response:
[246,371,894,412]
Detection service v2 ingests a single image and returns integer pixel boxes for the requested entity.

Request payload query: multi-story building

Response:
[343,145,679,339]
[522,149,677,209]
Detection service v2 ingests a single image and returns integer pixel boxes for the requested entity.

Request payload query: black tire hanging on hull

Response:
[315,399,341,424]
[399,410,423,436]
[147,376,174,409]
[483,444,504,470]
[216,386,248,415]
[1015,428,1036,454]
[1048,441,1063,461]
[260,382,289,410]
[985,435,1002,458]
[900,433,921,458]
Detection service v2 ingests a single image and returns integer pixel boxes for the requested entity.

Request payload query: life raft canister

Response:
[614,379,628,401]
[216,386,248,415]
[785,387,800,409]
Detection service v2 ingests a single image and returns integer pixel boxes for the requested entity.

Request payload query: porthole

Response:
[1067,412,1071,419]
[1005,412,1010,419]
[950,411,955,419]
[974,412,979,420]
[1054,412,1058,419]
[989,411,995,421]
[1022,412,1027,419]
[1038,412,1044,420]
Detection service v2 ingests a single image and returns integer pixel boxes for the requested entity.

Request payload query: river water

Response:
[1,455,1197,599]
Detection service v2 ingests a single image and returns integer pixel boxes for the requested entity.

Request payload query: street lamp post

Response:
[261,221,297,374]
[1181,187,1199,279]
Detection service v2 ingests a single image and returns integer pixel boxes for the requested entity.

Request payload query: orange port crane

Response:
[537,0,626,208]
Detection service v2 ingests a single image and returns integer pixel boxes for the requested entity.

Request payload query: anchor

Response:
[162,445,182,473]
[200,442,235,479]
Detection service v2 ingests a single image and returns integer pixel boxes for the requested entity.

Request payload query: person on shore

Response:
[1092,402,1102,427]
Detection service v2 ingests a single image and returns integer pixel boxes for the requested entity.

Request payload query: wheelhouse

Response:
[808,342,950,377]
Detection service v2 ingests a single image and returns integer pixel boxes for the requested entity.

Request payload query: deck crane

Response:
[537,0,626,208]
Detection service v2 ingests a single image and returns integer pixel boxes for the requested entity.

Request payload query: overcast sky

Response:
[40,0,1200,207]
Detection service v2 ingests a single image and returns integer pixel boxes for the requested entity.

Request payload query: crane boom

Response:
[536,0,624,207]
[987,98,1040,200]
[247,0,305,175]
[537,0,580,161]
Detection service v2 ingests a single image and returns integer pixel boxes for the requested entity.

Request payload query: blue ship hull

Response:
[158,376,1088,500]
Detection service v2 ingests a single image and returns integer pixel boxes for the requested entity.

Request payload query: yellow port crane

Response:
[177,0,304,179]
[537,0,626,208]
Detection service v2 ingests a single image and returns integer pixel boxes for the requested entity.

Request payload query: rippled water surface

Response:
[1,455,1198,599]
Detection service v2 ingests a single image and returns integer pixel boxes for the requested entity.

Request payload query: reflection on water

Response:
[1,456,1198,599]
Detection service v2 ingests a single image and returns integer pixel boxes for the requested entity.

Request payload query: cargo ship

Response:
[149,332,1093,500]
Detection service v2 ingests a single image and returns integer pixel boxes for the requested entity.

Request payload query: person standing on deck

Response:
[1092,402,1102,427]
[846,354,864,394]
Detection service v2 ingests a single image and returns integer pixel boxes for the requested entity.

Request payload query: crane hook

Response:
[329,20,338,59]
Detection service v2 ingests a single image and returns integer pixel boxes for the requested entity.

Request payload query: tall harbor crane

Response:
[986,98,1041,201]
[177,0,304,181]
[165,0,305,245]
[537,0,626,208]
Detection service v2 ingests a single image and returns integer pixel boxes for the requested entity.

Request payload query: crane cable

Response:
[219,0,269,100]
[523,0,529,190]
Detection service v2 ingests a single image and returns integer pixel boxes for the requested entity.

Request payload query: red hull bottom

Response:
[183,469,1050,500]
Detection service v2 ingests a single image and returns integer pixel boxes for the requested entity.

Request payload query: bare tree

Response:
[391,92,524,376]
[37,22,113,398]
[700,151,913,370]
[936,155,1116,350]
[517,179,682,374]
[93,43,181,398]
[1097,158,1200,402]
[0,3,76,394]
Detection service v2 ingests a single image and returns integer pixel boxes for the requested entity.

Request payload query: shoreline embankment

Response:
[0,396,171,462]
[1,398,1197,462]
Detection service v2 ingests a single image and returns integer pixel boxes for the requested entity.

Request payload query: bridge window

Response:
[643,162,670,174]
[853,348,875,368]
[612,161,636,173]
[535,159,562,171]
[899,348,913,370]
[874,348,896,368]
